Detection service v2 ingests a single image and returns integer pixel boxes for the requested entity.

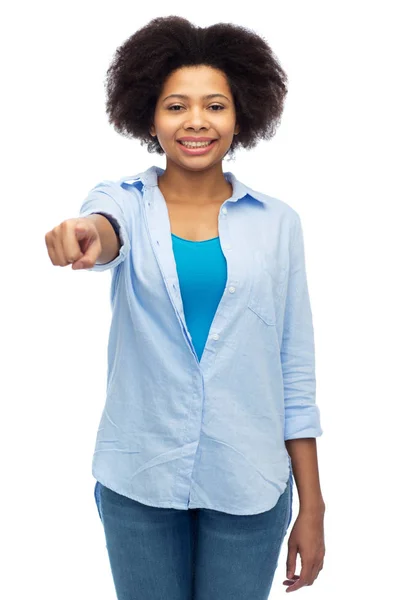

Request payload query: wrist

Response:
[300,499,326,515]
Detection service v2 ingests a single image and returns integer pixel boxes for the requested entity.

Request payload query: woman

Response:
[45,15,325,600]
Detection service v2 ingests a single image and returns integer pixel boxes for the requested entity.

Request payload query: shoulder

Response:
[88,175,143,215]
[249,186,298,219]
[231,171,298,221]
[243,184,300,239]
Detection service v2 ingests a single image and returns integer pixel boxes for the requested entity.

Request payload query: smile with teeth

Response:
[179,140,215,147]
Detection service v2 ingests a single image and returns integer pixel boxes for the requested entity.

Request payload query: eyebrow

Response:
[162,93,231,102]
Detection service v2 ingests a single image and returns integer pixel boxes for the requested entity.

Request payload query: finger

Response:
[285,563,313,592]
[45,233,58,266]
[60,220,85,266]
[283,575,299,584]
[310,559,323,584]
[286,545,298,579]
[309,565,318,585]
[282,574,299,589]
[76,231,102,268]
[51,228,68,266]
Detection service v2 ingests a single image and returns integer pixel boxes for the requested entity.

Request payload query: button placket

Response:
[206,204,237,348]
[220,205,230,251]
[144,186,188,327]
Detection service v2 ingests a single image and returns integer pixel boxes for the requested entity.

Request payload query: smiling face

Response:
[150,65,240,172]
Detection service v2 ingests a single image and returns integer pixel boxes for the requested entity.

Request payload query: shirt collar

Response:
[119,165,269,205]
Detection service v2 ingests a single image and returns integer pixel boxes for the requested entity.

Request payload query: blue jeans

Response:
[94,476,293,600]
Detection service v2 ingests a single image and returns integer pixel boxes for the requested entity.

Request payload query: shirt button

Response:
[211,333,220,341]
[222,207,227,215]
[229,286,236,293]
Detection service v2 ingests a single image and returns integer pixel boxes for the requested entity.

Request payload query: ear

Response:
[234,123,240,135]
[149,125,156,137]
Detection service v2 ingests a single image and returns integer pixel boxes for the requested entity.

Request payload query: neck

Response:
[157,161,232,205]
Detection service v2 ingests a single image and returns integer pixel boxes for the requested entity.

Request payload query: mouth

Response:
[177,139,218,155]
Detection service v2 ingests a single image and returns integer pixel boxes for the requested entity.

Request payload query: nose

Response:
[183,107,210,131]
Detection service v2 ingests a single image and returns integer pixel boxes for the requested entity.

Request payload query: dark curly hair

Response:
[104,16,288,159]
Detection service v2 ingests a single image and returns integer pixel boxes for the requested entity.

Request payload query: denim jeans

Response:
[94,475,293,600]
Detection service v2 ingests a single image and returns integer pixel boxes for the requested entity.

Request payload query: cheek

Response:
[156,121,179,139]
[219,118,238,136]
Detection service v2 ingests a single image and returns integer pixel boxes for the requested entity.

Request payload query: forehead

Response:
[160,65,231,95]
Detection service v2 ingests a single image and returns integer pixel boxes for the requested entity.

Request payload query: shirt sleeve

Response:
[78,182,131,272]
[281,211,323,440]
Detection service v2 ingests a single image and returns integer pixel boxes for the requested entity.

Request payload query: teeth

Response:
[181,141,213,148]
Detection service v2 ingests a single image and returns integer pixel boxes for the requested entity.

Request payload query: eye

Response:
[167,104,225,111]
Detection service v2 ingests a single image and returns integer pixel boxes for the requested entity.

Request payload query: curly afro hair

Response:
[104,16,288,159]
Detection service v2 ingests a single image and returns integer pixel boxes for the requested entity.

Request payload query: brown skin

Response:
[283,438,326,593]
[149,65,240,205]
[151,64,326,593]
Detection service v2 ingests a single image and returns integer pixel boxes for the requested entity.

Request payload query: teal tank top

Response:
[171,233,227,361]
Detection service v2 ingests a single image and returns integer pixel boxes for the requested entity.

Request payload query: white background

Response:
[2,1,399,598]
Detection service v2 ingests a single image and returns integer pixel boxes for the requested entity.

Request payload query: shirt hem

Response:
[92,474,289,516]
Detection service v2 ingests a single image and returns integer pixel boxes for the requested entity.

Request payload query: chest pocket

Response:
[247,252,287,326]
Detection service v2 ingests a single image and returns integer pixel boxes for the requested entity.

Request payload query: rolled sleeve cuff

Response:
[78,186,131,272]
[284,404,323,440]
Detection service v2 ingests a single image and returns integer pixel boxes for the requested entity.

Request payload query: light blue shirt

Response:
[78,165,323,515]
